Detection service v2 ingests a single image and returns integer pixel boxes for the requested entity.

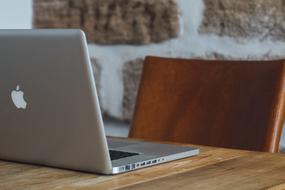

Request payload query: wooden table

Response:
[1,144,285,190]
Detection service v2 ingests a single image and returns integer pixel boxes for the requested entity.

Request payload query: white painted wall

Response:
[0,0,32,29]
[0,0,284,150]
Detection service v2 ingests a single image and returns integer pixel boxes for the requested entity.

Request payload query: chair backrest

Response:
[129,56,285,153]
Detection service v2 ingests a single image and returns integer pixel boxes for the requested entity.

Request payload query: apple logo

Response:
[11,85,27,109]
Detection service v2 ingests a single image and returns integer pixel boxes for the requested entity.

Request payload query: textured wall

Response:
[122,58,144,120]
[200,0,285,41]
[33,0,285,149]
[33,0,285,122]
[33,0,81,28]
[33,0,180,44]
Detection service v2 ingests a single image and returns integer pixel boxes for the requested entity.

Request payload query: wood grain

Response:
[0,142,285,190]
[130,56,285,153]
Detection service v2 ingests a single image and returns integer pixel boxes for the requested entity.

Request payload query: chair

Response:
[129,56,285,153]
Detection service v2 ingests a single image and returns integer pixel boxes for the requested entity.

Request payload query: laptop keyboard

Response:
[109,150,139,160]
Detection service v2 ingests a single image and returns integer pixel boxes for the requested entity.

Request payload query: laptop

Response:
[0,29,199,174]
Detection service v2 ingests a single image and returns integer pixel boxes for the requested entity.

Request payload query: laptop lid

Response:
[0,29,112,174]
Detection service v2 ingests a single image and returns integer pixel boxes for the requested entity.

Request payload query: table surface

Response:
[1,142,285,190]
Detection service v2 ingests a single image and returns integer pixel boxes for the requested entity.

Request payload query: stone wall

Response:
[122,59,144,120]
[200,0,285,42]
[33,0,285,122]
[34,0,180,44]
[33,0,81,28]
[33,0,285,149]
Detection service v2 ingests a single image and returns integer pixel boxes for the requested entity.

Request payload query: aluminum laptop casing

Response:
[0,30,199,174]
[0,30,113,174]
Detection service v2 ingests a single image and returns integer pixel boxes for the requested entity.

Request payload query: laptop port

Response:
[146,161,151,165]
[125,164,131,171]
[119,166,125,172]
[152,160,157,164]
[132,164,136,169]
[141,162,145,166]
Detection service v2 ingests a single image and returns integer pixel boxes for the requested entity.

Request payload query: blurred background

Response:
[1,0,285,150]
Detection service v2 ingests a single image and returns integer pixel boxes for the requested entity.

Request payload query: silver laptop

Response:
[0,29,199,174]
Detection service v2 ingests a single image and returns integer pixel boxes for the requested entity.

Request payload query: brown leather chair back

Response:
[130,56,285,152]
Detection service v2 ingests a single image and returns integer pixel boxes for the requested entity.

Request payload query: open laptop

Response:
[0,29,199,174]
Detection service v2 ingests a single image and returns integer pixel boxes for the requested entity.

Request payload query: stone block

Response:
[33,0,81,28]
[33,0,180,44]
[122,58,144,121]
[199,0,285,41]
